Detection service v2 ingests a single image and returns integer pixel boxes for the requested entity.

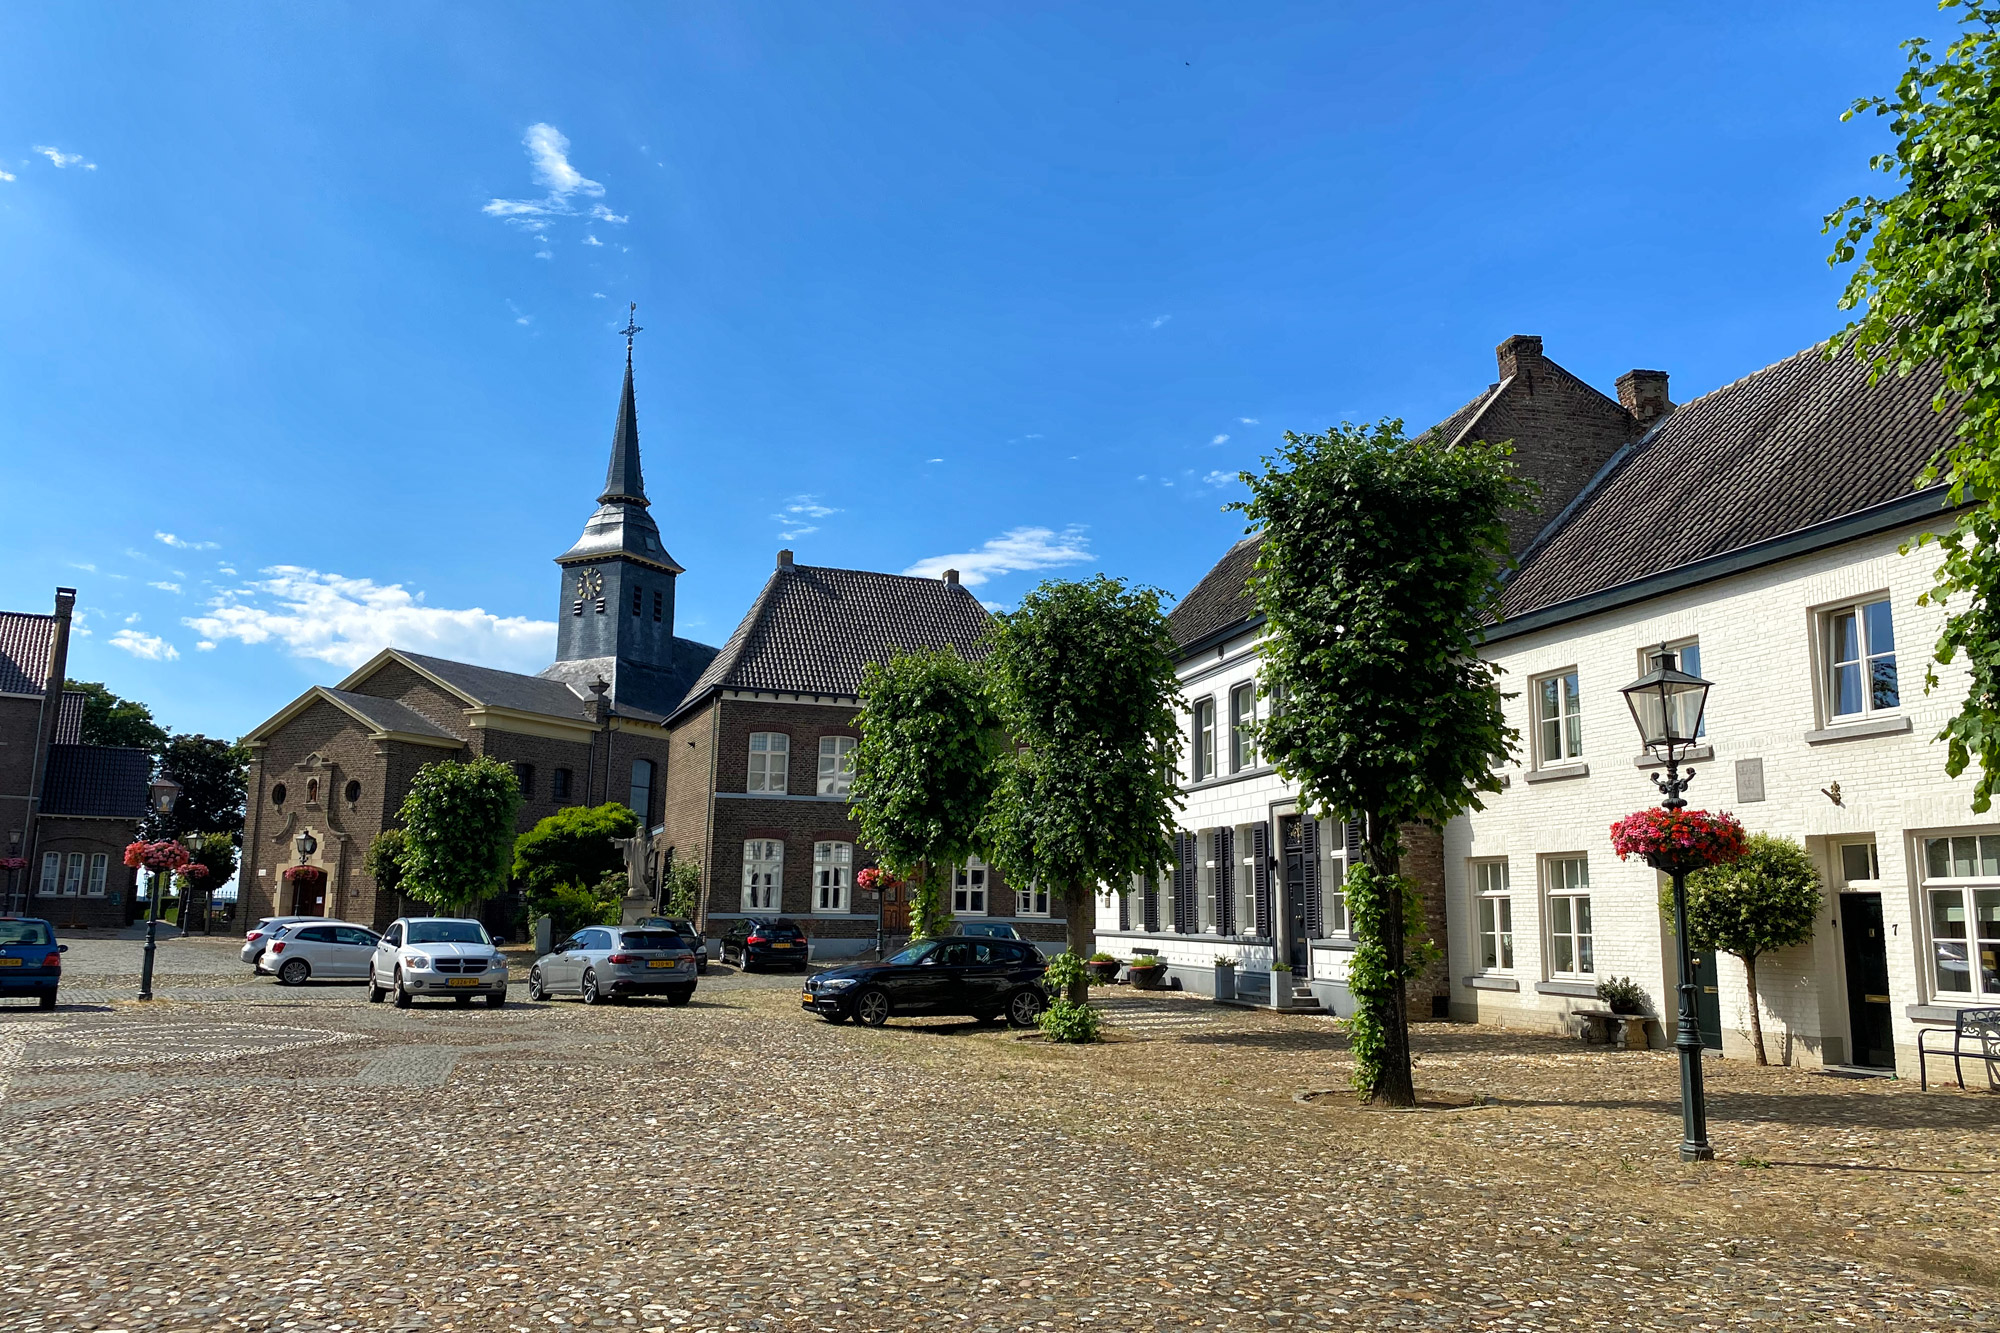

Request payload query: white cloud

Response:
[1211,434,1230,445]
[110,630,178,661]
[148,581,181,594]
[34,145,94,169]
[1239,417,1260,425]
[591,292,607,299]
[482,124,623,259]
[516,315,532,325]
[217,564,238,576]
[196,640,216,651]
[1203,470,1237,487]
[590,205,627,223]
[1150,314,1172,330]
[156,531,218,551]
[927,458,944,464]
[184,566,555,671]
[903,526,1091,588]
[0,168,14,183]
[68,561,96,573]
[774,495,840,540]
[124,613,142,625]
[583,234,603,247]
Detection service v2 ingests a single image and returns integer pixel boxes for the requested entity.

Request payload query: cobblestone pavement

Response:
[3,936,1998,1332]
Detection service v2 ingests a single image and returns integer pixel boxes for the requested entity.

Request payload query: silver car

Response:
[240,916,332,970]
[528,924,698,1006]
[259,920,382,984]
[367,917,508,1008]
[635,916,708,974]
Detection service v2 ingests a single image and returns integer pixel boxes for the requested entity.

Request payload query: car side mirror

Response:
[58,944,68,953]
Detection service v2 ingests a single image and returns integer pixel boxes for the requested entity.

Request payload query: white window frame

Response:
[813,841,851,914]
[1229,682,1257,773]
[1236,827,1259,935]
[741,839,783,912]
[1824,597,1900,722]
[1016,881,1051,918]
[747,733,790,794]
[1192,698,1217,783]
[1921,832,2000,1001]
[39,851,58,896]
[817,736,857,797]
[1473,859,1513,972]
[1543,855,1592,980]
[1837,839,1881,888]
[1533,670,1583,765]
[87,853,108,897]
[63,852,85,897]
[953,860,989,916]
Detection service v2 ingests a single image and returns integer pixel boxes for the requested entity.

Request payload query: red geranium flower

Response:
[1609,808,1747,875]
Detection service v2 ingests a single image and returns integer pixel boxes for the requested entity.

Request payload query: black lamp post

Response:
[138,774,183,1001]
[1619,644,1715,1163]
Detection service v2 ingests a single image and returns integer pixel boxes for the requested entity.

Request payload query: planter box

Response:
[1086,960,1122,985]
[1213,961,1238,1003]
[1128,965,1168,991]
[1270,970,1294,1010]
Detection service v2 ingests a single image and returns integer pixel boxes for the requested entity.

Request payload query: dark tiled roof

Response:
[1502,346,1957,619]
[42,745,151,819]
[395,651,599,721]
[55,690,86,745]
[320,688,462,740]
[0,612,55,697]
[674,564,992,716]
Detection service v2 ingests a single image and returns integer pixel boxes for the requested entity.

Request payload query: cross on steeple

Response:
[619,302,642,362]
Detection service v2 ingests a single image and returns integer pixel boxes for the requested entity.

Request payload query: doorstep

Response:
[1819,1063,1898,1080]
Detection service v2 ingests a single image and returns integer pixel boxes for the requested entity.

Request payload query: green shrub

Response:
[534,878,623,940]
[1088,951,1118,964]
[1043,950,1097,993]
[1037,997,1102,1043]
[1597,975,1652,1016]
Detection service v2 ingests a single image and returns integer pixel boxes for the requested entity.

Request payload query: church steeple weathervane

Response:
[600,301,648,508]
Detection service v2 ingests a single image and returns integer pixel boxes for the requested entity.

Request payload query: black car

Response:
[802,936,1047,1028]
[721,917,809,972]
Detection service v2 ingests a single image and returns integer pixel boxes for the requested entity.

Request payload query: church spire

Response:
[600,303,647,507]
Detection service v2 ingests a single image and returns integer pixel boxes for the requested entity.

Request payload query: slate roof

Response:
[320,688,461,740]
[41,744,151,819]
[55,690,86,745]
[394,651,602,721]
[1501,345,1958,620]
[0,612,56,697]
[672,564,993,718]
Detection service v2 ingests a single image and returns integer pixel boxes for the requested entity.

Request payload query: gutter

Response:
[1485,486,1960,644]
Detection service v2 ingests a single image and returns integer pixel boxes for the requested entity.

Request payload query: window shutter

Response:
[1345,818,1364,859]
[1302,817,1322,939]
[1251,821,1271,937]
[1118,878,1132,931]
[1143,871,1161,932]
[1216,826,1235,934]
[1174,831,1197,933]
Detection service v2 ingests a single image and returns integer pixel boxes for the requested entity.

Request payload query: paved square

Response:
[3,936,1997,1332]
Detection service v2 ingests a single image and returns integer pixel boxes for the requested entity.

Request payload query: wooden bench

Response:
[1918,1006,2000,1092]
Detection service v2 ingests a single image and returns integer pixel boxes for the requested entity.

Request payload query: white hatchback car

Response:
[259,921,382,985]
[368,917,508,1008]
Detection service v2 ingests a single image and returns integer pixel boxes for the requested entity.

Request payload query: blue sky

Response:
[0,2,1954,743]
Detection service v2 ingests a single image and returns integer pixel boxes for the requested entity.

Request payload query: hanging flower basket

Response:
[175,864,211,890]
[855,866,905,894]
[283,864,327,891]
[1609,808,1747,876]
[0,857,27,873]
[124,840,191,873]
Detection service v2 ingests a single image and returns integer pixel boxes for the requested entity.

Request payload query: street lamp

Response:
[294,828,317,864]
[138,774,183,1001]
[1619,644,1714,1162]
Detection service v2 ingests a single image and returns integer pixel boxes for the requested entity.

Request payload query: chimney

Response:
[1616,369,1672,427]
[942,569,960,586]
[776,549,794,570]
[1495,334,1544,386]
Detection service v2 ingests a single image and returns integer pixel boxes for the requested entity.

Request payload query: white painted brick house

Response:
[1450,344,1983,1075]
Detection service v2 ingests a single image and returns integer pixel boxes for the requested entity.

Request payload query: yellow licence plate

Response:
[647,959,672,968]
[800,990,813,1003]
[446,977,480,988]
[771,942,792,948]
[0,958,20,967]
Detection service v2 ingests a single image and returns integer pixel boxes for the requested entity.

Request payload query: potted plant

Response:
[1126,955,1168,990]
[1086,951,1122,984]
[1213,955,1238,1002]
[1269,959,1294,1010]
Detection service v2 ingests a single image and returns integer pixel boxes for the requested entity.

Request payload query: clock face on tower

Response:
[575,568,603,600]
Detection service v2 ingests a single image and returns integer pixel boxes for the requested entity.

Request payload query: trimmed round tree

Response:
[982,576,1183,1001]
[395,757,522,916]
[513,802,642,932]
[848,647,999,942]
[1665,833,1823,1066]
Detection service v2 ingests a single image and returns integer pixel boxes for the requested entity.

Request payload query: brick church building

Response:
[238,338,1062,952]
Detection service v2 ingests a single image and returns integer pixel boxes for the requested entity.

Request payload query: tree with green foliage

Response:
[982,577,1182,1001]
[1829,2,2000,812]
[173,831,238,929]
[64,680,169,754]
[1667,834,1824,1066]
[395,757,521,914]
[1234,420,1527,1106]
[365,829,408,904]
[849,647,1001,941]
[512,802,640,932]
[143,734,249,840]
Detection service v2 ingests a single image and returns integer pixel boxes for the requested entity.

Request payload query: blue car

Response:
[0,916,65,1009]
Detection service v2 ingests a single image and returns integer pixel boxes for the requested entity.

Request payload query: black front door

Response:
[1841,892,1896,1070]
[1280,814,1309,972]
[1689,949,1723,1051]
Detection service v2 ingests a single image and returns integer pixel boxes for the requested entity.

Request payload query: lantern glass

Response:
[148,775,183,816]
[1621,647,1711,753]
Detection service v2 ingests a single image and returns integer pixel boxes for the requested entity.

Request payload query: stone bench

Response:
[1571,1004,1656,1050]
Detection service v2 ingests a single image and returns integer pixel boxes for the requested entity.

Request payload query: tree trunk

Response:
[1367,811,1417,1109]
[1065,883,1094,1003]
[1744,954,1767,1066]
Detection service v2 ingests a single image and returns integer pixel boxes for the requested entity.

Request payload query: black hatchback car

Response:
[802,936,1047,1028]
[721,917,809,971]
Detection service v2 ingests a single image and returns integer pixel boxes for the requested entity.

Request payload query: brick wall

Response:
[28,816,136,929]
[1482,336,1641,555]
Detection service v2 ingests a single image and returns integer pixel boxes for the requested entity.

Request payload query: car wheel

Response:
[366,968,387,1004]
[527,967,548,1001]
[667,988,692,1006]
[392,969,413,1009]
[38,990,56,1011]
[1006,988,1044,1028]
[485,990,506,1008]
[855,988,891,1027]
[279,958,310,986]
[580,968,602,1006]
